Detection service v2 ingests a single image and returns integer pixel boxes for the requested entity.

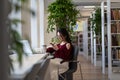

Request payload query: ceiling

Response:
[48,0,120,20]
[73,0,120,19]
[73,0,101,19]
[73,0,120,5]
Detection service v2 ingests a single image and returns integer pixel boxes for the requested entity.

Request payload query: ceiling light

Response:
[84,6,95,8]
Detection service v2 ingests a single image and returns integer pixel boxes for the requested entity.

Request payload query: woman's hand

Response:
[50,43,59,51]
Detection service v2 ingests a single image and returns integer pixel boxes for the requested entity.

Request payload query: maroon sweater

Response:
[46,43,72,61]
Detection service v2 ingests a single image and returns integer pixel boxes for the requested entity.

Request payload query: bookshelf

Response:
[72,31,83,52]
[104,8,120,68]
[96,36,102,61]
[103,1,120,79]
[110,9,120,69]
[78,31,83,51]
[87,20,91,56]
[72,32,78,45]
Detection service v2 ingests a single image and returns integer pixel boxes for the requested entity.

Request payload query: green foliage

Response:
[11,18,24,26]
[47,0,79,34]
[9,28,23,65]
[51,36,60,44]
[91,7,101,35]
[9,0,35,66]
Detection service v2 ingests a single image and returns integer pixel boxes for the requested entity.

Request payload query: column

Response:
[92,12,97,66]
[90,15,94,64]
[40,0,45,48]
[101,1,105,74]
[0,0,9,80]
[107,0,112,79]
[83,20,88,59]
[93,31,97,66]
[30,0,38,48]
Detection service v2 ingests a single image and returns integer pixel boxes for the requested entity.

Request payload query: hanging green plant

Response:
[47,0,79,34]
[91,7,101,35]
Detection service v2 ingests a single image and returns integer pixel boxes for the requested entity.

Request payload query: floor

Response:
[73,54,108,80]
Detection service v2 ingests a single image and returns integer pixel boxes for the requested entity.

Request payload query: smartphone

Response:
[50,43,54,46]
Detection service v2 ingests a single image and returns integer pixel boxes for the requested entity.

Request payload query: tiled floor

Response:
[73,54,108,80]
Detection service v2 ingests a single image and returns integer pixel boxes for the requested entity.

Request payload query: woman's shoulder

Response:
[66,43,71,50]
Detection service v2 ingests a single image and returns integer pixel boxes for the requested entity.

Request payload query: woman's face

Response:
[57,32,65,41]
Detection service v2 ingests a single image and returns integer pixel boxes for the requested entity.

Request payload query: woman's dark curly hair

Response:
[57,28,71,43]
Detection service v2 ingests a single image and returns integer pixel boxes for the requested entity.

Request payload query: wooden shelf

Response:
[111,46,120,48]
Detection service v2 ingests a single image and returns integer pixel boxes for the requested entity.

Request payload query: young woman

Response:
[46,28,73,62]
[46,28,73,80]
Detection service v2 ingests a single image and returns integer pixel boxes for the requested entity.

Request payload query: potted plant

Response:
[47,0,79,34]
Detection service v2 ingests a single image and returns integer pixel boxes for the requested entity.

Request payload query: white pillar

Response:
[0,0,9,80]
[93,31,96,66]
[30,0,38,48]
[92,12,96,66]
[101,1,105,74]
[83,20,88,59]
[40,0,45,48]
[90,15,94,64]
[107,0,112,79]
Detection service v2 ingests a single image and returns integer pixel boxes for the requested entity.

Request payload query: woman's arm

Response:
[46,47,55,53]
[53,43,72,61]
[46,43,59,53]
